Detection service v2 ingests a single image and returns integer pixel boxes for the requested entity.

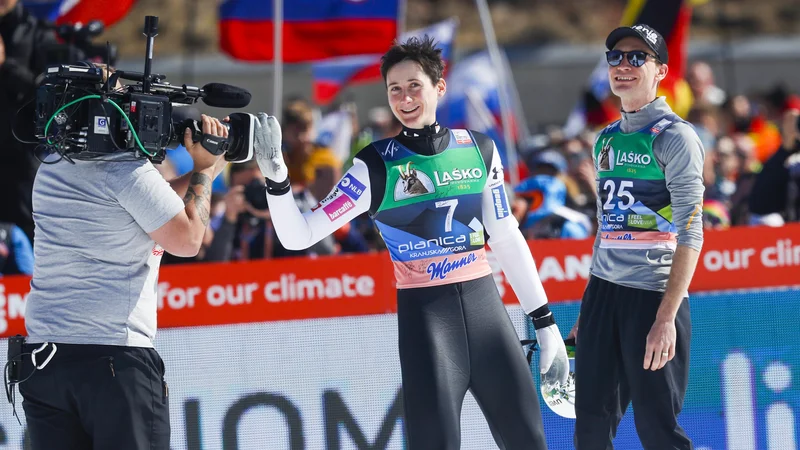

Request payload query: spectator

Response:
[282,99,341,188]
[514,164,592,240]
[687,61,726,108]
[0,221,33,276]
[749,108,800,224]
[0,0,58,242]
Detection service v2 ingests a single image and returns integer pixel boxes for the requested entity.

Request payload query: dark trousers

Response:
[574,275,693,450]
[19,343,170,450]
[397,274,547,450]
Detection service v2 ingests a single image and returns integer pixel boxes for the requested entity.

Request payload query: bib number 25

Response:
[602,180,635,210]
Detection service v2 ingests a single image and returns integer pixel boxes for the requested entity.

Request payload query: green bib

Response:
[371,129,493,288]
[593,117,679,250]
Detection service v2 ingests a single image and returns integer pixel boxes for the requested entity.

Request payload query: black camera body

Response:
[32,16,255,164]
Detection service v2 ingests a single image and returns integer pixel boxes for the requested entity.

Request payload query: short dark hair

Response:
[380,35,444,86]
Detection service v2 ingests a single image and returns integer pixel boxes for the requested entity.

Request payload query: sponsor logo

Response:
[311,188,341,212]
[597,137,653,171]
[338,174,366,201]
[491,186,509,219]
[433,168,483,187]
[616,151,652,166]
[426,252,478,281]
[94,116,110,135]
[453,129,472,144]
[601,213,625,230]
[322,195,355,221]
[394,161,435,201]
[598,137,615,171]
[628,214,657,229]
[492,166,502,181]
[383,140,399,158]
[152,245,165,256]
[469,231,485,246]
[633,24,659,45]
[646,250,673,265]
[603,232,635,241]
[398,235,468,254]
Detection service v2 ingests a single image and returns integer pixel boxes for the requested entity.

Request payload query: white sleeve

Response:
[266,158,372,250]
[481,143,549,314]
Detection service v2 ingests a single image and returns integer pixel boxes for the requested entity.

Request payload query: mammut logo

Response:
[598,137,614,171]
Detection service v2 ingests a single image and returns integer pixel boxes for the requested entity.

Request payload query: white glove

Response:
[536,323,570,386]
[253,112,288,183]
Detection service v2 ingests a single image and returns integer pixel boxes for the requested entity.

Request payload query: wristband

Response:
[265,177,290,196]
[528,304,556,330]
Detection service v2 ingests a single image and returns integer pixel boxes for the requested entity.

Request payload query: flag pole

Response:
[273,0,284,120]
[475,0,519,187]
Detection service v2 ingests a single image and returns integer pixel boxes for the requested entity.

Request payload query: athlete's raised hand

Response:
[253,112,288,183]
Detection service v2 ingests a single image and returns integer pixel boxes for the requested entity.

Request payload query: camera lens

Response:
[224,113,255,163]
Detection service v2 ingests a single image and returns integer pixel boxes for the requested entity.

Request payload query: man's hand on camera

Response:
[0,35,6,66]
[781,109,800,153]
[253,112,288,183]
[183,114,228,170]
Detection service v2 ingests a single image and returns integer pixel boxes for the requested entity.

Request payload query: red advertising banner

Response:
[1,224,798,337]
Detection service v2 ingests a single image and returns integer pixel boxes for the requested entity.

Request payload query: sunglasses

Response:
[606,50,659,67]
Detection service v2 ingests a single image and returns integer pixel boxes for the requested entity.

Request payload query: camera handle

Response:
[177,119,231,156]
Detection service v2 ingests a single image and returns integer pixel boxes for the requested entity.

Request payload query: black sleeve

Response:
[749,147,792,215]
[353,144,387,216]
[470,130,496,173]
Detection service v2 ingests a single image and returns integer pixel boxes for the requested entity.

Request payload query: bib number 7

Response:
[435,199,459,232]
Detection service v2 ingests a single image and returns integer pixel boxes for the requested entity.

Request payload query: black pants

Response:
[18,343,170,450]
[574,275,692,450]
[397,274,546,450]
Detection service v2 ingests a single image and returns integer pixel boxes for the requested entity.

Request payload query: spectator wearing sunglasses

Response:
[570,24,705,450]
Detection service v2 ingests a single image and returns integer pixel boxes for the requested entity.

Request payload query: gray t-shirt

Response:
[590,97,705,292]
[25,155,185,347]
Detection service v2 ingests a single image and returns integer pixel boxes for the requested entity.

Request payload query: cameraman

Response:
[749,109,800,223]
[18,115,230,450]
[0,0,58,242]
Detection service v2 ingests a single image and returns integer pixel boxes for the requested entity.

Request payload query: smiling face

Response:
[386,59,446,129]
[608,36,668,111]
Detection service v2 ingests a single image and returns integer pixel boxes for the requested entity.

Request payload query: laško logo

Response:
[434,168,483,186]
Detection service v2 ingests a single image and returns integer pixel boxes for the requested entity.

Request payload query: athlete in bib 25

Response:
[569,24,705,450]
[252,36,569,449]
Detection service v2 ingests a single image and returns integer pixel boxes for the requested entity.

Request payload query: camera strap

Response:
[201,134,230,156]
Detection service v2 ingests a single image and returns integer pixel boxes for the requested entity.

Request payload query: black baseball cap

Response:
[605,24,668,64]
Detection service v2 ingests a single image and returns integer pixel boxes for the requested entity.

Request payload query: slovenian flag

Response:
[437,50,523,172]
[23,0,136,26]
[311,17,459,105]
[219,0,401,63]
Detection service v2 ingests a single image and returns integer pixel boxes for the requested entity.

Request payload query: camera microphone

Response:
[199,83,252,109]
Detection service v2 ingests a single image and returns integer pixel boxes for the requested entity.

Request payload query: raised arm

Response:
[253,113,371,250]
